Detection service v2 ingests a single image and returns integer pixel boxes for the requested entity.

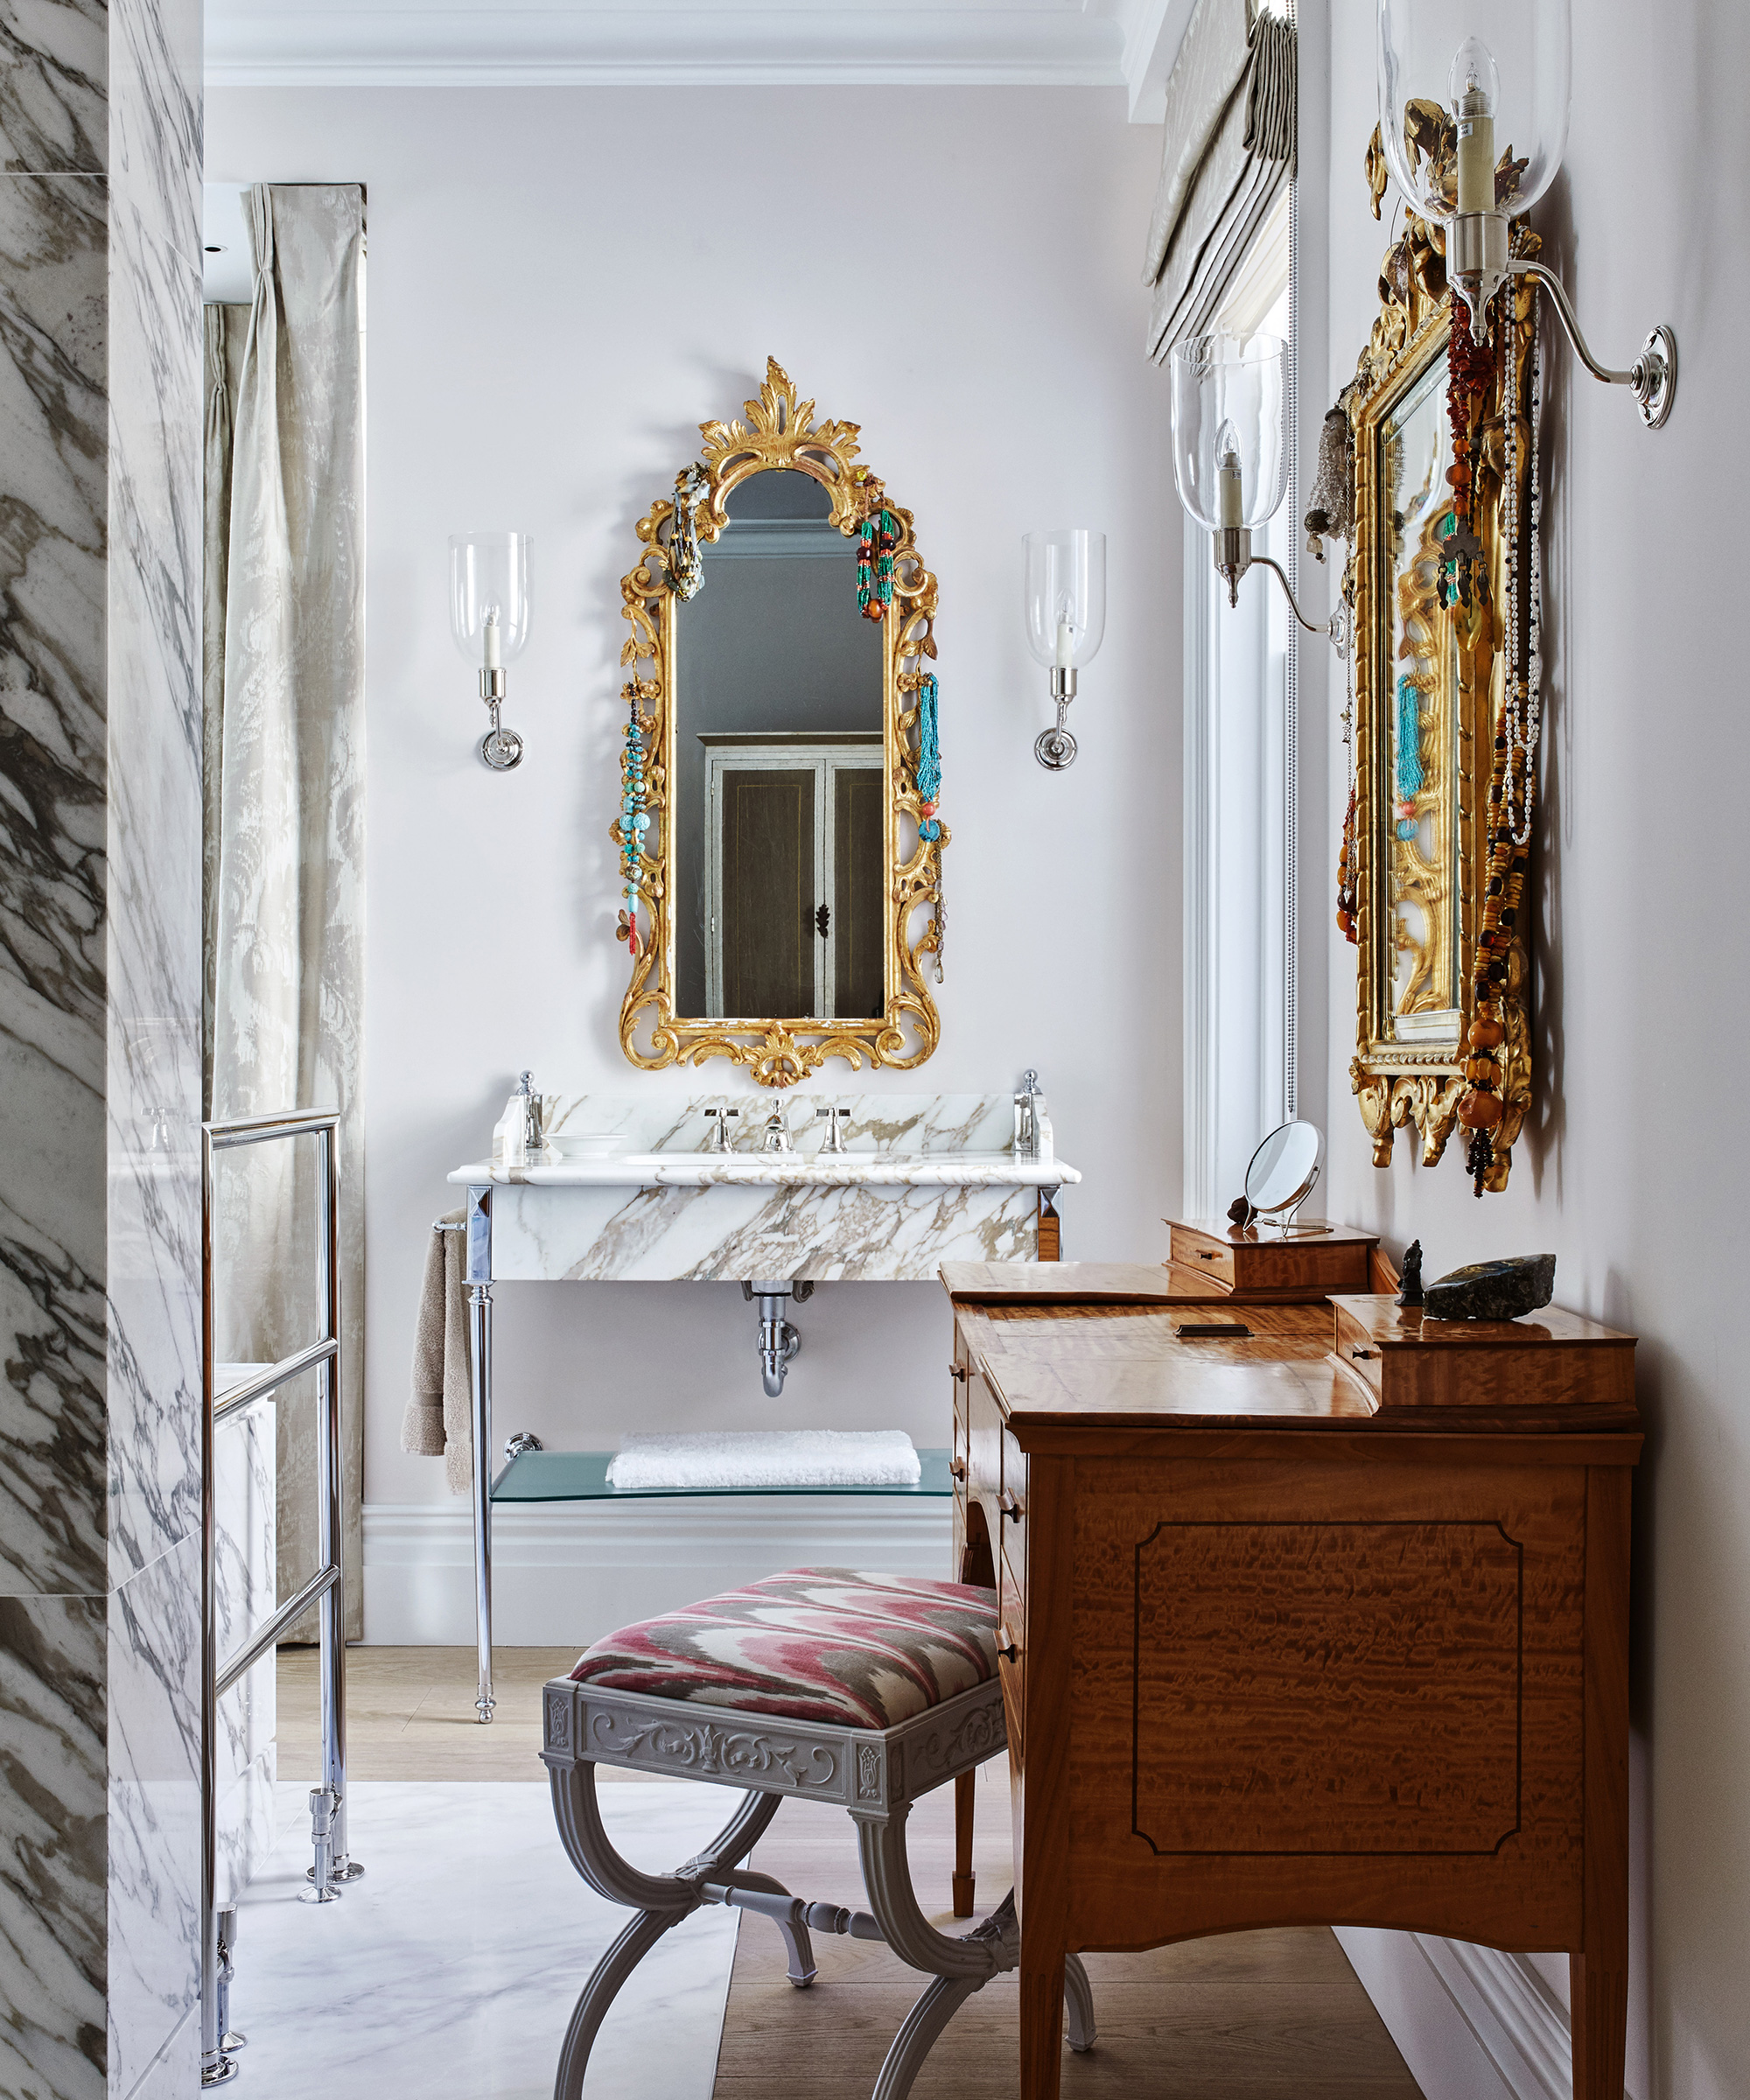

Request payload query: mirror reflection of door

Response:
[673,467,886,1023]
[704,738,883,1019]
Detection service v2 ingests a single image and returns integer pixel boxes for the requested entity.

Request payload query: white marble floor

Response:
[232,1782,742,2097]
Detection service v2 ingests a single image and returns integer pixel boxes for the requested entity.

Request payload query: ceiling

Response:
[204,0,1194,122]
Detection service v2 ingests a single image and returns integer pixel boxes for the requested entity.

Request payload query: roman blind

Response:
[1144,0,1297,363]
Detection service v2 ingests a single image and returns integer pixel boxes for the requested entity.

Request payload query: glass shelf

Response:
[492,1447,955,1503]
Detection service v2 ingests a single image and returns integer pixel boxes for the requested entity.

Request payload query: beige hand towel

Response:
[401,1211,476,1494]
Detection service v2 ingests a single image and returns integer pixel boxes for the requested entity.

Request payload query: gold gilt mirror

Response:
[615,360,943,1088]
[1345,140,1537,1189]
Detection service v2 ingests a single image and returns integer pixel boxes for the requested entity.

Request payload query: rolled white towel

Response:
[607,1430,920,1492]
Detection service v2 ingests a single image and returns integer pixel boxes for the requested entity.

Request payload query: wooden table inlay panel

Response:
[1132,1519,1522,1856]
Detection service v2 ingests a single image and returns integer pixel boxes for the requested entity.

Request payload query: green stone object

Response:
[1424,1253,1557,1323]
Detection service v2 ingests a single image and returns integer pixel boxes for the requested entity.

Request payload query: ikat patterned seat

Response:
[570,1566,1000,1730]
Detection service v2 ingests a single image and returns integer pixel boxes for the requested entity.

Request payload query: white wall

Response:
[202,88,1178,1531]
[1318,4,1750,2096]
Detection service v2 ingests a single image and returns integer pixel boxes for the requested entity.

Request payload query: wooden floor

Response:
[718,1774,1424,2100]
[276,1643,664,1782]
[280,1650,1424,2098]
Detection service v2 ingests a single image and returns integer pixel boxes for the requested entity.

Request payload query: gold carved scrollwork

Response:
[615,359,944,1087]
[1346,139,1538,1188]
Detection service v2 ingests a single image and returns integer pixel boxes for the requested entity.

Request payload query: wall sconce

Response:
[1171,333,1348,651]
[450,531,531,769]
[1024,529,1105,770]
[1378,0,1675,427]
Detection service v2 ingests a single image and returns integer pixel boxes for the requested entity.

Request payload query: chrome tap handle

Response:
[704,1106,739,1154]
[814,1105,850,1154]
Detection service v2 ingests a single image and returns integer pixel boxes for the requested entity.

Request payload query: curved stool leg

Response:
[550,1768,799,2096]
[1063,1953,1096,2054]
[871,1975,985,2100]
[555,1908,677,2100]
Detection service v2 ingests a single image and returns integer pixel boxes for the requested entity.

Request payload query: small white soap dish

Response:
[549,1130,628,1160]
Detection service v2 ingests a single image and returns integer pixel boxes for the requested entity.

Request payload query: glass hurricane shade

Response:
[1171,333,1288,535]
[1023,531,1106,671]
[1377,0,1570,224]
[450,532,532,666]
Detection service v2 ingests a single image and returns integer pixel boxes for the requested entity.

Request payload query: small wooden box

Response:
[1330,1293,1639,1427]
[1166,1219,1379,1302]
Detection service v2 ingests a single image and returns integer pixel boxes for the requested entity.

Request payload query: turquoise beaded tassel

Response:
[618,695,649,956]
[916,674,942,843]
[1395,677,1424,841]
[857,508,898,621]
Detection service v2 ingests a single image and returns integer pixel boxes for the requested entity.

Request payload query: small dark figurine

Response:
[1228,1196,1252,1227]
[1396,1239,1424,1308]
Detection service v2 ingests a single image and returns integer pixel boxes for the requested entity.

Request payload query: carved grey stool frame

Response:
[542,1674,1094,2098]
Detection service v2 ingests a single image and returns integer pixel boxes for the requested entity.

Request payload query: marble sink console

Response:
[446,1093,1079,1281]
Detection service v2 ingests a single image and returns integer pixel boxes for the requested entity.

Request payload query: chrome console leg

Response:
[466,1183,495,1724]
[467,1278,494,1723]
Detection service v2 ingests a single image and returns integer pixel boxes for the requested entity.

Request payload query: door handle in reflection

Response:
[948,1458,967,1480]
[998,1491,1025,1522]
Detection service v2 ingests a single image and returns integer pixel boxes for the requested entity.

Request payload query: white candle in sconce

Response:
[1452,36,1499,218]
[483,606,502,672]
[1054,615,1074,671]
[1218,447,1244,529]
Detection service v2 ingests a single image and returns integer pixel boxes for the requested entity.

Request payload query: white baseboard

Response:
[362,1495,956,1646]
[1335,1929,1614,2100]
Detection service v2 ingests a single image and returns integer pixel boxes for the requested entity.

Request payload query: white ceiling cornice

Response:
[205,4,1137,91]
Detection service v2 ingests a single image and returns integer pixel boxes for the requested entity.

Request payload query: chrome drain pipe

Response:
[745,1279,813,1396]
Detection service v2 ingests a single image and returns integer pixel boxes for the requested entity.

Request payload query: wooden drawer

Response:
[966,1366,1005,1577]
[1170,1224,1236,1290]
[997,1558,1025,1762]
[998,1425,1028,1595]
[1334,1301,1384,1397]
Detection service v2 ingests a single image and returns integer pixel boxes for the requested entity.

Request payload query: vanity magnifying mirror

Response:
[1344,147,1537,1192]
[1236,1119,1326,1234]
[616,360,944,1088]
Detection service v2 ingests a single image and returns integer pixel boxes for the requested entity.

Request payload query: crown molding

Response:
[205,4,1132,91]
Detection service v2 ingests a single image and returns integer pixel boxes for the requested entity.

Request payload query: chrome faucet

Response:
[516,1070,546,1160]
[760,1108,792,1154]
[815,1105,850,1154]
[1014,1068,1043,1159]
[704,1106,739,1154]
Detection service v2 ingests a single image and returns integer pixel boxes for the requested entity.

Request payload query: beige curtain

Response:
[203,185,366,1639]
[1144,0,1297,363]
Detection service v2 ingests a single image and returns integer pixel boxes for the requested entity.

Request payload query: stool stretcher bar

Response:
[200,1109,360,2090]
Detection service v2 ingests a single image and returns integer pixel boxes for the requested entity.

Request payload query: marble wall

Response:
[0,2,204,2094]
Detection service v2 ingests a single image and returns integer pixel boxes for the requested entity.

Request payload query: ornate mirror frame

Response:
[615,360,943,1089]
[1345,178,1538,1190]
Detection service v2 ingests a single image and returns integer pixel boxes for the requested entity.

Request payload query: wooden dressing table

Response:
[942,1239,1639,2100]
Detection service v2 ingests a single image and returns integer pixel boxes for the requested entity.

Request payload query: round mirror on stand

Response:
[1235,1121,1328,1234]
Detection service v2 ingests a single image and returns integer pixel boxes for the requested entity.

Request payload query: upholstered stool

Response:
[541,1566,1094,2099]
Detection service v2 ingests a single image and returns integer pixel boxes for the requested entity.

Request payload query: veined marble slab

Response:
[446,1094,1076,1282]
[234,1782,740,2100]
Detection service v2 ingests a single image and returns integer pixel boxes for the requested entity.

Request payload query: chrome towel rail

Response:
[200,1108,359,2090]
